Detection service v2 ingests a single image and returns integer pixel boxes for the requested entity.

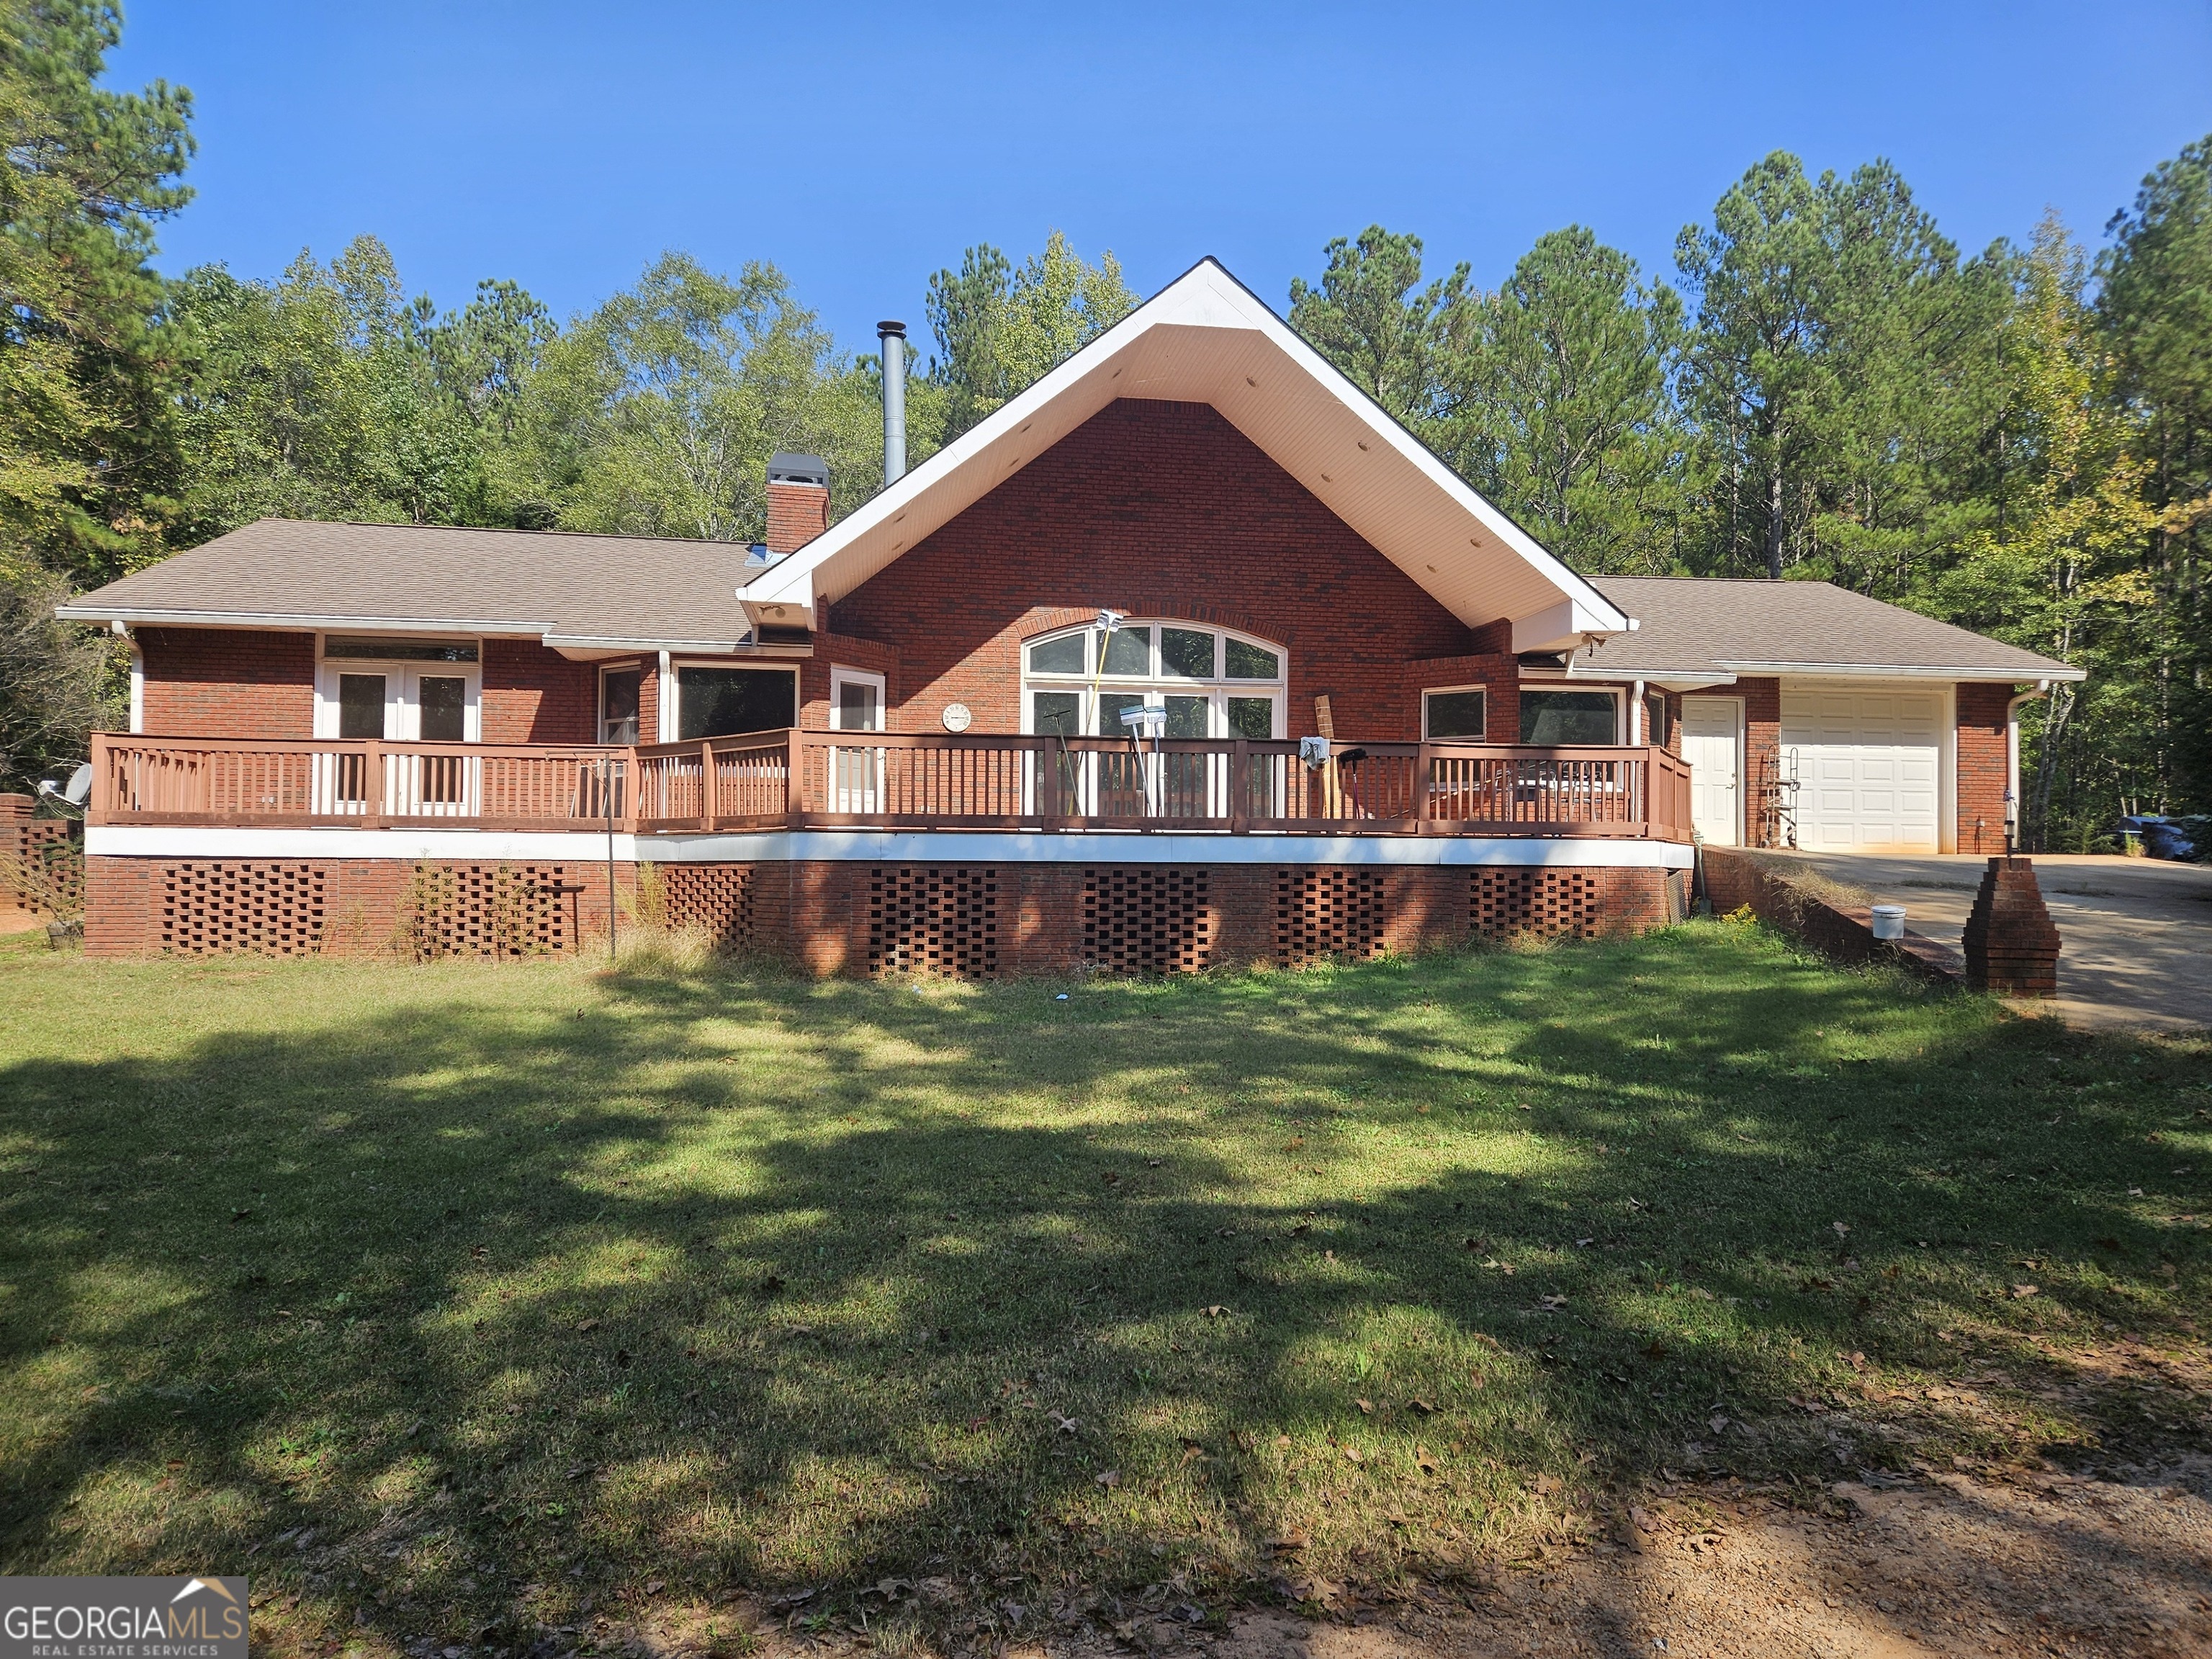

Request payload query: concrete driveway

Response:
[1768,850,2212,1035]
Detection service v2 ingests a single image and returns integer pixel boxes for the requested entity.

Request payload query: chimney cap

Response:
[766,451,830,488]
[877,319,907,338]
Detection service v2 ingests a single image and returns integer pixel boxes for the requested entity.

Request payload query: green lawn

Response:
[0,922,2205,1654]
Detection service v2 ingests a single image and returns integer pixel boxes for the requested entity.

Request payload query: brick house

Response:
[58,259,2077,971]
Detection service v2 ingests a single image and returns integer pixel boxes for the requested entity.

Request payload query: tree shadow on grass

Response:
[0,926,2203,1653]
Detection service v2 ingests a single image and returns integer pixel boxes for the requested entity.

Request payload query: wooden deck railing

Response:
[89,731,1694,842]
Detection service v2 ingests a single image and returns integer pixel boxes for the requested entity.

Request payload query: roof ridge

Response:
[248,517,757,551]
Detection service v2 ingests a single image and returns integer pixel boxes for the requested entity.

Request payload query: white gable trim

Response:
[743,258,1627,642]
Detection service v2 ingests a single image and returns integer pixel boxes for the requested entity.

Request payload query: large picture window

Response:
[1519,688,1619,746]
[676,665,796,739]
[1020,620,1285,739]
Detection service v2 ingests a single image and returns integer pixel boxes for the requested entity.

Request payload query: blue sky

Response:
[113,1,2211,359]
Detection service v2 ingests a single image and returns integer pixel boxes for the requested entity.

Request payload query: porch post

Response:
[701,739,718,833]
[786,728,804,829]
[363,741,383,830]
[1416,742,1436,835]
[1230,738,1249,835]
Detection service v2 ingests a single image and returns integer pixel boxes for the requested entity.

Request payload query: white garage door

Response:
[1781,685,1943,853]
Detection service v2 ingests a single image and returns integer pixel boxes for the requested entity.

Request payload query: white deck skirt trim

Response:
[741,258,1627,644]
[88,825,1691,869]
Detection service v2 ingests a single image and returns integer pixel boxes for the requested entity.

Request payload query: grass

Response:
[0,920,2206,1654]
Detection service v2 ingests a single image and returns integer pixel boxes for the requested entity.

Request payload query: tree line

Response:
[1,1,2205,848]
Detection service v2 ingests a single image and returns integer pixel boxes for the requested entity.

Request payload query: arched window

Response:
[1021,620,1286,739]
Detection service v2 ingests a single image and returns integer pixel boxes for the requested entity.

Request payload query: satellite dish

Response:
[63,763,92,806]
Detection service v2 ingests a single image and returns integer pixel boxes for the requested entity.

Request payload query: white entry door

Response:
[1681,696,1743,845]
[1780,684,1943,853]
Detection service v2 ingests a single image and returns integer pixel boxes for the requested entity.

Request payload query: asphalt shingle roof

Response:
[57,518,765,651]
[1581,576,2078,682]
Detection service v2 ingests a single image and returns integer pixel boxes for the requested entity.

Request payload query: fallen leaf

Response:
[1273,1434,1292,1449]
[1287,1136,1305,1151]
[1414,1445,1439,1475]
[1050,1411,1079,1435]
[2012,1284,2041,1299]
[1540,1293,1568,1310]
[1095,1469,1120,1488]
[1709,1413,1728,1433]
[644,1579,665,1596]
[1406,1396,1437,1414]
[1201,1305,1230,1318]
[1342,1446,1362,1463]
[1355,1398,1373,1413]
[1534,1473,1560,1495]
[574,1318,600,1333]
[1102,1172,1121,1186]
[1269,1529,1309,1554]
[1290,1223,1311,1237]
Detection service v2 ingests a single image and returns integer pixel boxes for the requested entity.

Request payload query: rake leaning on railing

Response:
[89,731,1694,842]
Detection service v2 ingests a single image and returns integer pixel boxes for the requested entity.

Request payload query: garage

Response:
[1780,684,1944,853]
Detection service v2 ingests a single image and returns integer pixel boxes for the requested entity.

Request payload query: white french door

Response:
[315,660,480,815]
[827,668,885,814]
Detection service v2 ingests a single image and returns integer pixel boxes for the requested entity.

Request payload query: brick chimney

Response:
[764,452,830,557]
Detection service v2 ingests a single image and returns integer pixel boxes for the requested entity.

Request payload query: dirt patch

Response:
[536,1465,2212,1659]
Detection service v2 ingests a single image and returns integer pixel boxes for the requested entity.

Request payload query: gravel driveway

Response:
[1769,850,2212,1035]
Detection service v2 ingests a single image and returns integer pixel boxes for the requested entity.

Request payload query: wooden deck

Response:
[90,731,1694,842]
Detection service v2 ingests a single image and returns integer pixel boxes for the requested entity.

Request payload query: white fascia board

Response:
[543,634,754,657]
[745,258,1627,637]
[1511,598,1622,654]
[1728,660,2087,683]
[1567,664,1741,691]
[54,606,549,634]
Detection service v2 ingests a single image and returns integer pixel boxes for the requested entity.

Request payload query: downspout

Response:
[2005,680,2050,855]
[1630,679,1645,745]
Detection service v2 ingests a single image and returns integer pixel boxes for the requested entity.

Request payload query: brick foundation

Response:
[84,854,1681,974]
[84,856,631,959]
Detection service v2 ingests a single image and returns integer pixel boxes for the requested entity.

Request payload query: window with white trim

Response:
[1020,621,1285,739]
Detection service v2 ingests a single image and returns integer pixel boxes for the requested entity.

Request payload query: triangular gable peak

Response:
[743,258,1627,653]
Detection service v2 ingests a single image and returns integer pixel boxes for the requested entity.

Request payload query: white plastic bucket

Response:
[1870,904,1907,941]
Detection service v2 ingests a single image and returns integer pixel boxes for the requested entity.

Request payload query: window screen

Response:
[1424,689,1488,740]
[338,673,387,740]
[600,668,641,745]
[418,676,467,743]
[1159,628,1214,679]
[1028,633,1085,674]
[1100,625,1151,675]
[1033,691,1082,737]
[1519,690,1618,745]
[676,667,796,739]
[1224,639,1279,679]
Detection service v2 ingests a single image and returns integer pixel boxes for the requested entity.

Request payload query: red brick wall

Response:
[767,482,828,555]
[827,400,1491,741]
[1404,655,1523,742]
[1740,677,1782,847]
[139,627,315,738]
[482,640,599,745]
[1956,683,2013,855]
[801,634,903,730]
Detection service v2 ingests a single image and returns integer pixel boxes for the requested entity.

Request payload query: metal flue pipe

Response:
[878,320,907,485]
